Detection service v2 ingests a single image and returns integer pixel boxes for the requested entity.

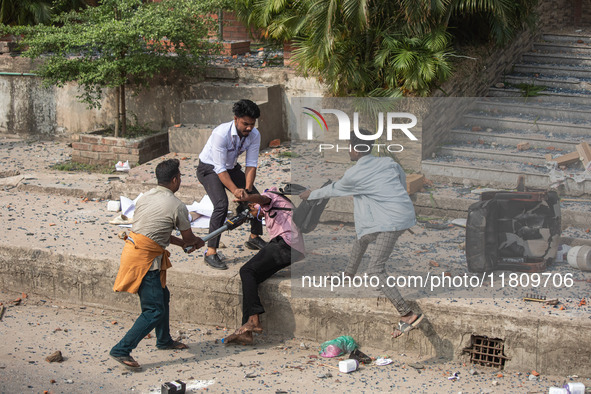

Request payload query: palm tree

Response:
[0,0,87,26]
[0,0,52,25]
[234,0,537,97]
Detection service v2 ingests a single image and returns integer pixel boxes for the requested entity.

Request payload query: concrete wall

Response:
[1,244,590,377]
[0,55,193,137]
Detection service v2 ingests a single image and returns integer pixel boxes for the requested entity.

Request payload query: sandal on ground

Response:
[392,314,424,338]
[349,348,372,364]
[392,320,414,338]
[410,313,424,328]
[110,354,141,370]
[157,340,189,350]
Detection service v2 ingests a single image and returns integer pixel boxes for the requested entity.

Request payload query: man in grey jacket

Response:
[300,129,423,338]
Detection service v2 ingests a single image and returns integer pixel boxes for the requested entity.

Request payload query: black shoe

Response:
[349,349,372,364]
[245,236,267,250]
[204,253,228,270]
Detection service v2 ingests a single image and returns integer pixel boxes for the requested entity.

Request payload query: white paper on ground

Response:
[120,193,143,219]
[451,218,467,227]
[118,194,221,229]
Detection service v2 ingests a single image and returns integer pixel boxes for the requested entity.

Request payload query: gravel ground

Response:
[1,291,588,394]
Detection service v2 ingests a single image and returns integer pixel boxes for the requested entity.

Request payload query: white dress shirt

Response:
[199,120,261,174]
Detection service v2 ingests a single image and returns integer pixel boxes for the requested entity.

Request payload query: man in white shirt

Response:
[197,99,267,270]
[300,129,424,339]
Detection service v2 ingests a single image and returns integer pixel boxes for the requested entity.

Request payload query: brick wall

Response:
[537,0,574,30]
[71,131,169,165]
[207,11,263,42]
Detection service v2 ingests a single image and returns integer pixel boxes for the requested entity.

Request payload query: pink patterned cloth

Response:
[261,188,305,254]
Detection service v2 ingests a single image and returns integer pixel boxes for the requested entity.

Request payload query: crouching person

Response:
[110,159,205,370]
[223,188,305,345]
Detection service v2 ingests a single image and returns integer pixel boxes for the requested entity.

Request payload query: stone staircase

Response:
[421,32,591,197]
[168,68,284,154]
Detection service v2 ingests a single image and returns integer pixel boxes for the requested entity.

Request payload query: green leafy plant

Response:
[516,83,546,97]
[0,0,88,26]
[2,0,223,137]
[51,160,115,173]
[234,0,538,97]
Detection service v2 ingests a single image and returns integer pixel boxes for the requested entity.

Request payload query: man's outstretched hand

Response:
[299,189,311,200]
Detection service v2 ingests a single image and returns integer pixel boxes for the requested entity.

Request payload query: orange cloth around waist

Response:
[113,232,172,294]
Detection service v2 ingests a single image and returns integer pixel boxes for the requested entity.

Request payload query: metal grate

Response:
[462,335,510,369]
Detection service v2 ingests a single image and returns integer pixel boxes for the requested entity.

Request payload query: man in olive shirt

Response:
[110,159,204,370]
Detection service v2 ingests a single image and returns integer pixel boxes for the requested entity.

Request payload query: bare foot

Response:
[236,321,263,335]
[222,331,253,345]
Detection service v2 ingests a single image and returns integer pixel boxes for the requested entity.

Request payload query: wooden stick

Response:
[0,305,5,322]
[318,363,340,370]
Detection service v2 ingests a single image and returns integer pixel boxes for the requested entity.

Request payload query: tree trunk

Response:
[114,86,120,138]
[120,83,127,136]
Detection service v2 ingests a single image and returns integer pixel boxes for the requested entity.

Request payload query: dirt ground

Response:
[1,137,590,393]
[0,291,588,394]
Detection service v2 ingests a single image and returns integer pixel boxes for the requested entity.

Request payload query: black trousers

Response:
[197,161,263,248]
[239,236,304,324]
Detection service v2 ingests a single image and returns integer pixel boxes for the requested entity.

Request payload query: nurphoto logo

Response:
[303,107,418,153]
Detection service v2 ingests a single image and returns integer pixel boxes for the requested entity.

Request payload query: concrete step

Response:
[180,99,266,125]
[504,74,590,92]
[449,129,584,150]
[513,63,591,79]
[542,33,591,44]
[522,52,591,66]
[421,157,591,196]
[472,98,591,121]
[488,86,591,100]
[533,42,591,55]
[438,143,551,165]
[180,99,235,125]
[189,82,271,102]
[461,113,591,136]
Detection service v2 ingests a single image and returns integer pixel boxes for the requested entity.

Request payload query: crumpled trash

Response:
[448,372,460,381]
[375,358,393,366]
[115,160,131,172]
[319,335,357,358]
[549,168,566,184]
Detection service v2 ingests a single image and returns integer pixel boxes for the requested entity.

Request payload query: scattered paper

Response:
[451,218,467,228]
[375,358,393,366]
[115,160,131,171]
[115,194,229,229]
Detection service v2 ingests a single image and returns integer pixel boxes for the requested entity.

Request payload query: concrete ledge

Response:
[1,244,590,376]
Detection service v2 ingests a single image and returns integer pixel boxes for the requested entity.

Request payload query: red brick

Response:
[406,174,424,195]
[102,137,119,146]
[112,146,131,154]
[91,144,110,152]
[99,152,116,161]
[80,151,100,160]
[80,135,101,144]
[71,142,91,151]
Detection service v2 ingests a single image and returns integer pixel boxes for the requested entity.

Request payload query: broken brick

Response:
[547,151,580,166]
[517,142,530,151]
[45,351,64,363]
[406,174,425,195]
